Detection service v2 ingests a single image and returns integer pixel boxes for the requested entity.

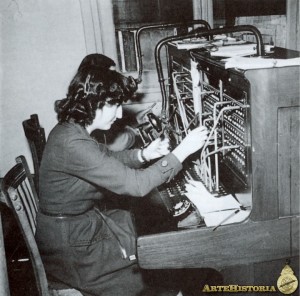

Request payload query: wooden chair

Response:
[22,114,46,193]
[1,156,82,296]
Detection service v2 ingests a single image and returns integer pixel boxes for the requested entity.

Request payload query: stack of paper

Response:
[172,37,246,50]
[172,38,209,50]
[210,44,258,57]
[223,56,300,70]
[185,180,250,227]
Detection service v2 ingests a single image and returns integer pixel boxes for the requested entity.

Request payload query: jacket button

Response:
[161,160,168,167]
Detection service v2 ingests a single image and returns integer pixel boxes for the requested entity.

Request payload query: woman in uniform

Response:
[35,65,208,296]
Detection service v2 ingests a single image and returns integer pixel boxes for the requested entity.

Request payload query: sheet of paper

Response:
[204,209,251,227]
[172,38,246,50]
[186,191,241,214]
[172,38,208,50]
[210,44,258,57]
[185,181,241,214]
[223,56,300,70]
[185,180,251,227]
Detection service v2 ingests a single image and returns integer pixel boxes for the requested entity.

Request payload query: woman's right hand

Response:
[172,126,208,163]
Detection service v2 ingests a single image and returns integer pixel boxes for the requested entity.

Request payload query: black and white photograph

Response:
[0,0,299,295]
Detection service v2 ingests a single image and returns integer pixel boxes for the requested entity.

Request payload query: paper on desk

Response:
[172,38,246,50]
[173,38,208,50]
[210,44,258,57]
[224,56,300,70]
[185,180,250,227]
[185,181,241,213]
[204,209,250,227]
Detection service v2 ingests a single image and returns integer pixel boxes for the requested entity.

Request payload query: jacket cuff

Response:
[157,153,183,182]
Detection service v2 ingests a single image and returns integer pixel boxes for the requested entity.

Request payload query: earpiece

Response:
[147,113,162,132]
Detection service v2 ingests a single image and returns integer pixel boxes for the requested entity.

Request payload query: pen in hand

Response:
[212,209,240,231]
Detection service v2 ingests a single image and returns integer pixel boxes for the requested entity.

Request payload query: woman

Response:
[78,53,139,152]
[35,66,208,296]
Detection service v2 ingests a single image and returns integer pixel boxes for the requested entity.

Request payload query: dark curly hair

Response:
[78,53,116,71]
[55,67,137,126]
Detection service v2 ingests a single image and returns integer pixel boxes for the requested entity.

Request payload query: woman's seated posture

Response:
[35,65,208,296]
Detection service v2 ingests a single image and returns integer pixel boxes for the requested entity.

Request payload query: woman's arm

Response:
[66,137,182,197]
[104,137,171,168]
[100,144,143,169]
[64,126,207,198]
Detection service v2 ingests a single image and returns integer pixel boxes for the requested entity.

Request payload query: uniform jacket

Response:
[39,121,182,214]
[36,121,183,295]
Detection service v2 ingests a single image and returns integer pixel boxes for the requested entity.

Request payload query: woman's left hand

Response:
[143,138,170,161]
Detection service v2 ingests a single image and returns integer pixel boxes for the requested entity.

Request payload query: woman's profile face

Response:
[91,103,123,131]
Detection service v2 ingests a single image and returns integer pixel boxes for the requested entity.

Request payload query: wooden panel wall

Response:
[278,106,300,217]
[287,0,300,50]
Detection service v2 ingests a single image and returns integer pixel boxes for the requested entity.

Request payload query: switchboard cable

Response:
[203,117,214,126]
[182,65,192,74]
[203,101,248,190]
[172,71,204,136]
[192,159,216,193]
[161,105,183,144]
[201,105,241,164]
[199,147,209,188]
[184,104,197,120]
[203,145,240,159]
[200,105,241,191]
[172,72,190,134]
[173,114,182,144]
[204,145,239,191]
[190,59,202,125]
[213,99,234,188]
[205,149,213,191]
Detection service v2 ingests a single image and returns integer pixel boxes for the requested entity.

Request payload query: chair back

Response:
[1,156,50,296]
[22,114,46,193]
[1,156,83,296]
